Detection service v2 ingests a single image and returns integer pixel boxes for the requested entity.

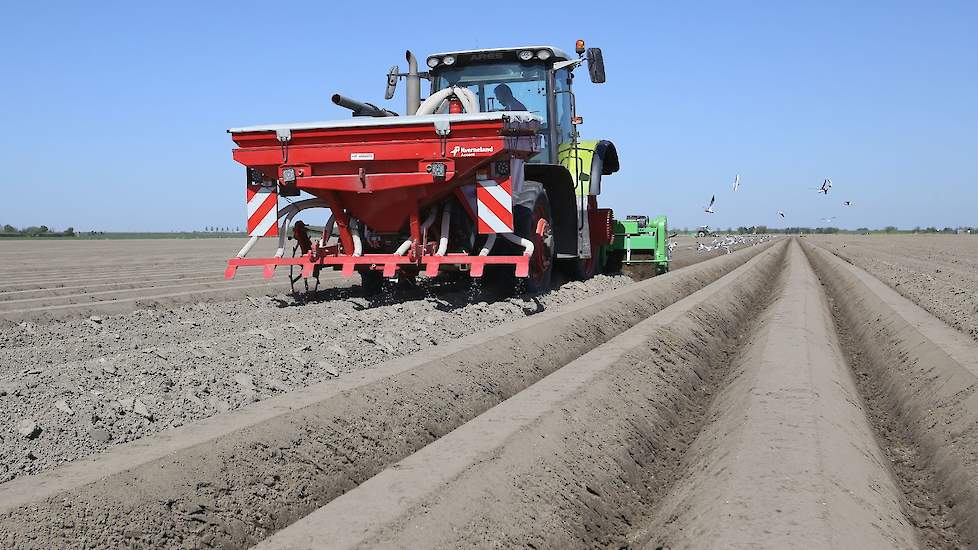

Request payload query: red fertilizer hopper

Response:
[226,43,626,293]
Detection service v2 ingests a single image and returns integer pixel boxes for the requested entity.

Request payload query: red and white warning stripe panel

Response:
[246,184,279,237]
[455,158,524,234]
[475,177,514,233]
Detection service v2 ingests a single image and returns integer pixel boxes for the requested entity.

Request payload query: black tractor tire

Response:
[559,249,600,281]
[604,250,625,274]
[359,270,385,296]
[513,182,555,293]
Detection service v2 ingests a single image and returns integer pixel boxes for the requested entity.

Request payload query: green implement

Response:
[605,215,669,275]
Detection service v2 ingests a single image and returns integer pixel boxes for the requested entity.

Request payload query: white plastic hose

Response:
[351,221,363,257]
[319,215,335,248]
[394,239,413,256]
[239,198,330,259]
[395,207,440,256]
[435,204,452,256]
[478,233,496,256]
[456,87,479,114]
[501,232,535,257]
[415,86,479,115]
[236,236,260,258]
[273,198,328,258]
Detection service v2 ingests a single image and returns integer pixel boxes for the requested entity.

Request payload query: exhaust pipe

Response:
[405,50,421,116]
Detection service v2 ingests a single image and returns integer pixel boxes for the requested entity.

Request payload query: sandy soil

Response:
[258,241,788,550]
[0,274,633,482]
[0,238,300,321]
[5,235,978,549]
[0,235,767,483]
[811,234,978,342]
[635,241,916,549]
[261,241,925,550]
[0,244,775,549]
[806,241,978,546]
[0,235,766,322]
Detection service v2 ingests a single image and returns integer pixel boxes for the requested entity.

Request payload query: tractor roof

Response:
[427,46,570,65]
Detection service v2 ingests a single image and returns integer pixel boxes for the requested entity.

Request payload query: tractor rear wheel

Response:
[515,185,555,293]
[560,248,600,281]
[603,250,625,274]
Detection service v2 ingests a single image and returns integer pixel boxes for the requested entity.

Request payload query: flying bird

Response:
[818,179,832,194]
[821,216,838,223]
[704,195,716,214]
[778,211,785,218]
[732,174,741,192]
[842,201,852,206]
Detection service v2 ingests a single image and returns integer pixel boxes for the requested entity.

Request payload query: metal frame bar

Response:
[225,253,529,280]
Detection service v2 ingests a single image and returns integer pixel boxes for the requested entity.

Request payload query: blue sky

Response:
[2,1,975,231]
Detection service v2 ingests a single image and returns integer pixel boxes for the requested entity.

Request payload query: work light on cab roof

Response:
[224,39,668,295]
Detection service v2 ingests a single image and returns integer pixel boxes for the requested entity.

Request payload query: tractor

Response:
[225,41,655,293]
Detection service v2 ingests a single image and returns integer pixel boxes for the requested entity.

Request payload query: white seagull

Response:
[777,210,785,218]
[818,179,832,194]
[821,216,838,223]
[704,195,716,214]
[732,174,741,192]
[842,200,852,206]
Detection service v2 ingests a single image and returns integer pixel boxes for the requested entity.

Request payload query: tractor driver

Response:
[493,84,527,111]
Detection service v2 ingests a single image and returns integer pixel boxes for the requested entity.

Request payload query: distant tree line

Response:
[1,225,246,237]
[202,226,242,232]
[1,224,74,237]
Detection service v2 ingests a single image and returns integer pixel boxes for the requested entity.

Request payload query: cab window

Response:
[432,62,547,118]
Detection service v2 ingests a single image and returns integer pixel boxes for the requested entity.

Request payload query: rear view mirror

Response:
[384,65,399,100]
[586,48,606,83]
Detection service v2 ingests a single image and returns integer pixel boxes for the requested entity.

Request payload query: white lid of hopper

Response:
[228,111,541,134]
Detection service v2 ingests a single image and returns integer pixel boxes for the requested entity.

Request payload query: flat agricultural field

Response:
[5,235,978,549]
[811,234,978,342]
[0,238,299,321]
[0,235,756,322]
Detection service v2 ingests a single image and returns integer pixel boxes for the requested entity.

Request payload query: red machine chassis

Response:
[225,114,540,282]
[225,252,529,280]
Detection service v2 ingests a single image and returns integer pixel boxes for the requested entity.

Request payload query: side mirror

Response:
[384,65,399,100]
[586,48,606,83]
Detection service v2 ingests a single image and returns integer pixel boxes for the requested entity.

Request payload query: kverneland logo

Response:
[450,145,494,157]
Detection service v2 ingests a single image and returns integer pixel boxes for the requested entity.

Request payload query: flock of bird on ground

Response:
[687,233,773,254]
